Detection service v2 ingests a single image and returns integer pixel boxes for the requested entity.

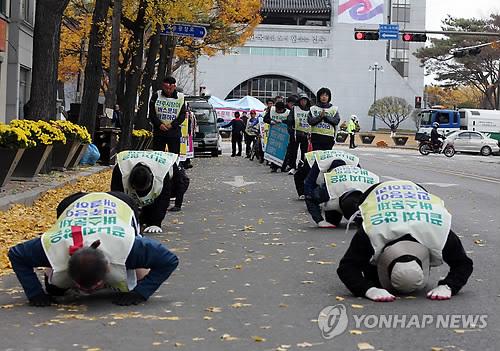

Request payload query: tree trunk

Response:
[105,0,122,108]
[120,1,146,150]
[79,0,111,136]
[135,30,161,130]
[152,35,168,91]
[25,0,70,121]
[166,36,178,76]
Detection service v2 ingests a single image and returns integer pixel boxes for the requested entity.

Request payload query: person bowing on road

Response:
[111,150,189,233]
[8,191,179,306]
[337,180,473,302]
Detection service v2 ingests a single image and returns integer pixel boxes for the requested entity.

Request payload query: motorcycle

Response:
[418,137,455,157]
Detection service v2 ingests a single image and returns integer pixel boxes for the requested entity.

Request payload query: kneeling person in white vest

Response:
[8,192,179,307]
[337,181,473,302]
[111,151,188,233]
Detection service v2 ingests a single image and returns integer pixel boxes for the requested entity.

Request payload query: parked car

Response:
[445,130,500,156]
[186,97,221,157]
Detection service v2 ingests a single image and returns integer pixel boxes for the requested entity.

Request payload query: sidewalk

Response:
[0,165,110,211]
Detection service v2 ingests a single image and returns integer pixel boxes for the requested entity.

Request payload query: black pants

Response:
[283,133,297,170]
[349,133,356,148]
[245,135,256,156]
[232,134,242,156]
[296,133,309,163]
[294,161,310,196]
[311,137,335,151]
[172,166,190,208]
[153,135,180,155]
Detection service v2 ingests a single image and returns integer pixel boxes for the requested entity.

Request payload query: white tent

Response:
[208,96,266,112]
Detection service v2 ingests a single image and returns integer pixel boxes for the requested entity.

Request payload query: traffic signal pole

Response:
[354,28,500,37]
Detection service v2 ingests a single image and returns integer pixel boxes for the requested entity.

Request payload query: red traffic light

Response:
[402,33,427,42]
[354,31,379,40]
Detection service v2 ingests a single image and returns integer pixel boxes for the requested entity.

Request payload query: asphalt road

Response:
[0,144,499,351]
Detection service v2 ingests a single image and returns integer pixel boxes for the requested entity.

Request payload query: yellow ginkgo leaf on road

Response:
[221,334,238,341]
[335,296,345,301]
[231,302,252,308]
[297,342,313,348]
[258,218,265,224]
[205,307,222,313]
[351,304,364,309]
[357,342,375,350]
[349,330,363,335]
[252,336,266,342]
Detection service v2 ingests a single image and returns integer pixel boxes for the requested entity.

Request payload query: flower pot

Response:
[11,144,53,181]
[131,136,144,150]
[52,141,81,171]
[67,144,89,169]
[360,134,375,144]
[0,148,25,187]
[392,136,409,146]
[336,133,348,143]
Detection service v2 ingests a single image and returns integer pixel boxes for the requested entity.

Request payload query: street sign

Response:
[379,24,399,40]
[162,24,207,39]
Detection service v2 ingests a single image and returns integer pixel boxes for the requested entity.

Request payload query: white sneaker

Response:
[288,168,297,175]
[317,220,336,228]
[298,195,305,200]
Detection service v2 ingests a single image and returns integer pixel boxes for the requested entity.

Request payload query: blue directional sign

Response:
[162,24,207,39]
[379,24,399,40]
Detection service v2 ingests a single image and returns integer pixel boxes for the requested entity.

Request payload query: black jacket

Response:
[430,128,442,144]
[149,90,186,138]
[337,230,473,297]
[224,118,246,136]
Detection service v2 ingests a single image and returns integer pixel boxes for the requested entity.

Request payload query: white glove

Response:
[365,287,396,302]
[427,285,451,300]
[143,225,162,233]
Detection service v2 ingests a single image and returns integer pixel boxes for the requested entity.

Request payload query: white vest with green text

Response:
[270,106,290,123]
[309,105,338,137]
[117,150,178,207]
[360,181,451,266]
[294,108,311,133]
[155,91,185,124]
[41,193,138,291]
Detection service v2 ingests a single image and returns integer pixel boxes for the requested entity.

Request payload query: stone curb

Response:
[0,166,111,212]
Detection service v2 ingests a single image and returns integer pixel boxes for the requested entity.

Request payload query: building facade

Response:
[6,0,35,122]
[188,0,425,130]
[0,0,10,122]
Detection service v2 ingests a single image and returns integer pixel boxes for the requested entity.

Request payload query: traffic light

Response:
[402,33,427,42]
[354,31,379,40]
[415,96,422,109]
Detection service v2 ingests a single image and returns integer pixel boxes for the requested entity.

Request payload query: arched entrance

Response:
[226,75,316,104]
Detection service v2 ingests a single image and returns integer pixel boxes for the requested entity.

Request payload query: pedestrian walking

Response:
[223,111,246,157]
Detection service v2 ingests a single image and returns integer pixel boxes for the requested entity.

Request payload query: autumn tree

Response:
[424,85,483,109]
[26,0,71,121]
[368,97,413,131]
[415,15,500,109]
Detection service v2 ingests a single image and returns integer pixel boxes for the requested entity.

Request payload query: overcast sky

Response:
[426,0,500,30]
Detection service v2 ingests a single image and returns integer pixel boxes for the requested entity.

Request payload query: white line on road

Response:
[223,176,256,188]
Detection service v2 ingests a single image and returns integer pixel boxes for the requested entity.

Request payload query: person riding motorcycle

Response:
[430,122,445,152]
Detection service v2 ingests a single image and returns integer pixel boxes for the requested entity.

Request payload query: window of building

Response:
[0,0,6,16]
[392,0,410,23]
[226,75,316,104]
[231,46,329,58]
[21,0,34,24]
[19,67,30,119]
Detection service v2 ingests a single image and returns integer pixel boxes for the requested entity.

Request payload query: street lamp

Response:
[368,62,383,131]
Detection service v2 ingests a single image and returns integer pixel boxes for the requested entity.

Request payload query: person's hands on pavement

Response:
[29,292,53,307]
[144,225,162,233]
[113,291,146,306]
[427,285,451,300]
[365,287,396,302]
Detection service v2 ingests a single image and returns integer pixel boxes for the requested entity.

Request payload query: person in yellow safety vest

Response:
[337,181,473,302]
[149,76,187,155]
[347,115,358,149]
[307,87,340,150]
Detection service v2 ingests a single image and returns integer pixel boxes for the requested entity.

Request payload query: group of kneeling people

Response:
[8,150,189,306]
[8,148,473,306]
[294,149,473,302]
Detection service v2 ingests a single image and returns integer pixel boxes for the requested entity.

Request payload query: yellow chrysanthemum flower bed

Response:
[0,169,112,275]
[0,123,36,149]
[10,120,66,146]
[132,129,153,138]
[50,120,92,144]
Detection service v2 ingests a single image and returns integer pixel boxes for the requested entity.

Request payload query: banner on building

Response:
[264,123,289,166]
[338,0,385,24]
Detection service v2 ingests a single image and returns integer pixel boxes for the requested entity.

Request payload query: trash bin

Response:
[94,127,120,165]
